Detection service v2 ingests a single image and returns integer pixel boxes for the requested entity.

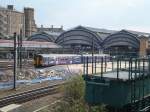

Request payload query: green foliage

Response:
[51,76,107,112]
[64,76,85,100]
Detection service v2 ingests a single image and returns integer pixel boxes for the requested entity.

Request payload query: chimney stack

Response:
[41,25,43,28]
[51,25,53,32]
[7,5,14,10]
[61,25,63,30]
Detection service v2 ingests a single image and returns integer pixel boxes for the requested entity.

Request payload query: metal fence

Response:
[83,56,150,112]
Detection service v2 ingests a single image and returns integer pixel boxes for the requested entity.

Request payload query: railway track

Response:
[0,66,33,70]
[0,82,65,108]
[0,59,33,69]
[0,63,34,70]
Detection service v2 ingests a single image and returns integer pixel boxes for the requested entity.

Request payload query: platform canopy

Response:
[0,39,61,49]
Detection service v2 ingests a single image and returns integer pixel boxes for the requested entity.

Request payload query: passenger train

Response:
[34,54,110,67]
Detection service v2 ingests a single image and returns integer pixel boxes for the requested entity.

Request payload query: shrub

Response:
[51,76,107,112]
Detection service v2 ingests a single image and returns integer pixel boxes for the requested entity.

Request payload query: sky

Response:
[1,0,150,32]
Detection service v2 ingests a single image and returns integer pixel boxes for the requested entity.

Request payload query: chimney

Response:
[41,25,43,28]
[51,25,53,32]
[61,25,63,30]
[7,5,14,10]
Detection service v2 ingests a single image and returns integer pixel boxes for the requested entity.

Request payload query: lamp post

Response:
[18,24,23,69]
[62,35,64,54]
[19,29,22,69]
[115,47,118,56]
[128,46,132,57]
[13,32,17,89]
[92,37,94,74]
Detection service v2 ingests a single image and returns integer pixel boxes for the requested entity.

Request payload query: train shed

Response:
[55,26,114,53]
[27,31,61,42]
[56,26,150,56]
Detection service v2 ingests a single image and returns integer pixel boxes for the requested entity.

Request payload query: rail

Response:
[0,82,65,108]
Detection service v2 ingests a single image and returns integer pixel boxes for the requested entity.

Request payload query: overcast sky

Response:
[1,0,150,32]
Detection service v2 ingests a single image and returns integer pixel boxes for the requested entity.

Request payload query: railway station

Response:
[1,2,150,112]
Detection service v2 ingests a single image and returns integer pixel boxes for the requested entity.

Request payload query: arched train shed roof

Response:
[102,30,140,49]
[27,31,60,42]
[55,26,104,49]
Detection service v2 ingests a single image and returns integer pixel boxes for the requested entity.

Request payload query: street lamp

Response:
[13,32,17,89]
[92,37,94,74]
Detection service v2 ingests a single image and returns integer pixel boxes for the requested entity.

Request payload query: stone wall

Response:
[139,36,149,57]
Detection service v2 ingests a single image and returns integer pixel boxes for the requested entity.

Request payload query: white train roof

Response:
[37,54,109,58]
[37,54,80,57]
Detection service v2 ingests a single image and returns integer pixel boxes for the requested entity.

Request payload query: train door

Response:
[36,55,42,67]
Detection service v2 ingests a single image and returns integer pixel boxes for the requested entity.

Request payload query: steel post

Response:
[101,57,103,78]
[13,32,17,89]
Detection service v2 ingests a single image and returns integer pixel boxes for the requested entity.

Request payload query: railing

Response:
[83,56,150,81]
